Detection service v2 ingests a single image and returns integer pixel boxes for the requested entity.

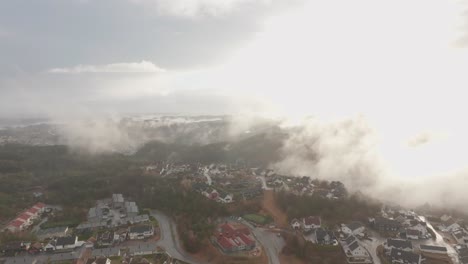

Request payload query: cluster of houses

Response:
[1,241,161,264]
[4,202,46,233]
[192,182,234,203]
[212,222,256,254]
[76,194,150,231]
[382,238,450,264]
[291,216,322,232]
[259,170,348,199]
[437,214,468,245]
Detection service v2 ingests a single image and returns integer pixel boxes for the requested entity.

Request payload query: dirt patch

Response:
[279,253,306,264]
[261,190,288,228]
[422,252,453,264]
[190,239,267,264]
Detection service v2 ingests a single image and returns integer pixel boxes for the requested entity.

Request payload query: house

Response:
[124,201,139,217]
[202,189,219,200]
[445,222,462,233]
[291,219,301,230]
[419,245,447,255]
[390,248,421,264]
[217,193,234,203]
[97,231,115,247]
[303,216,321,231]
[213,223,256,253]
[341,236,372,263]
[112,194,124,209]
[346,241,370,259]
[92,247,121,257]
[384,239,413,252]
[452,229,468,245]
[44,242,56,252]
[35,226,69,240]
[406,223,428,238]
[128,225,154,240]
[405,229,421,240]
[372,217,401,233]
[55,236,78,250]
[458,247,468,264]
[28,242,43,254]
[315,228,335,245]
[342,222,365,236]
[127,242,158,256]
[86,257,111,264]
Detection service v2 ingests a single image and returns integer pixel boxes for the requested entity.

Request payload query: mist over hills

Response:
[1,114,467,213]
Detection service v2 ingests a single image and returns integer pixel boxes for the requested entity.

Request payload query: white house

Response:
[291,219,301,230]
[346,241,369,258]
[218,193,234,203]
[128,225,154,240]
[384,239,413,252]
[342,222,365,236]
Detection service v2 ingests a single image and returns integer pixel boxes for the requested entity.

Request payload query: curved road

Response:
[151,210,282,264]
[150,210,204,264]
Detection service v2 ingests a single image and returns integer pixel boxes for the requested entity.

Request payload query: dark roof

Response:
[390,248,420,264]
[304,216,321,226]
[315,228,334,242]
[375,217,401,227]
[387,239,413,250]
[129,225,153,234]
[348,241,360,251]
[347,222,364,231]
[406,229,421,236]
[420,245,447,252]
[345,235,356,245]
[56,236,76,246]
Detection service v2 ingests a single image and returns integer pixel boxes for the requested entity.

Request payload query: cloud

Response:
[130,0,273,17]
[48,61,166,74]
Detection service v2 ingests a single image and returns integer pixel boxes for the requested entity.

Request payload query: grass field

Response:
[243,214,271,225]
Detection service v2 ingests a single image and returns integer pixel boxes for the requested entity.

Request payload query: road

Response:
[239,219,284,264]
[150,210,204,264]
[422,217,459,264]
[253,228,284,264]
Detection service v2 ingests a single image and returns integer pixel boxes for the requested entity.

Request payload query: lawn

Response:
[243,214,271,225]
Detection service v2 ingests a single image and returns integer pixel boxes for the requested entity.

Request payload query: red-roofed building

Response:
[6,219,27,232]
[213,222,256,253]
[25,207,40,219]
[17,213,33,224]
[303,216,321,231]
[33,202,46,212]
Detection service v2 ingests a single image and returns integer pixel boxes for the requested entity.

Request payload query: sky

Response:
[2,0,468,189]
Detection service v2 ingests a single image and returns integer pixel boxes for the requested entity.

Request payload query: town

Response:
[2,161,468,264]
